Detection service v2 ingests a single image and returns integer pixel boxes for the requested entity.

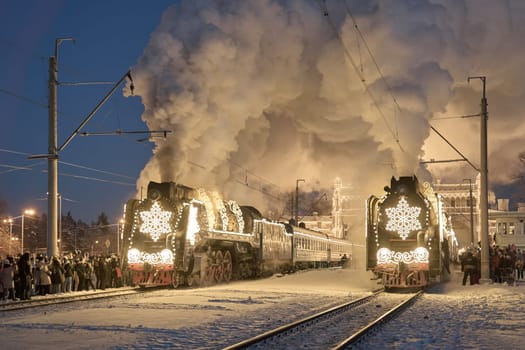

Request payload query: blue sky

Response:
[1,1,175,223]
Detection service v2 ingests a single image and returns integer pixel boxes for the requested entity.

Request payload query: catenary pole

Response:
[468,76,489,281]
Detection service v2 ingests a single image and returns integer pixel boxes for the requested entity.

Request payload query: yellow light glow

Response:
[127,248,141,264]
[127,248,174,265]
[139,201,172,242]
[228,200,244,233]
[213,192,228,231]
[385,197,422,240]
[376,247,429,264]
[198,188,215,230]
[186,203,200,245]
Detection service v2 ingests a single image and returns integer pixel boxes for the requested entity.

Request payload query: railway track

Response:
[0,287,144,312]
[224,290,422,349]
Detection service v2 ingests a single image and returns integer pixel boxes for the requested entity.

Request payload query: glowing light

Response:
[228,200,244,233]
[376,247,429,264]
[127,248,141,264]
[139,201,172,242]
[213,192,228,231]
[186,203,200,245]
[127,248,174,265]
[385,197,422,239]
[198,188,215,230]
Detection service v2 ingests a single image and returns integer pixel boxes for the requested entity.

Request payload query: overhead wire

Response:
[0,147,136,184]
[317,0,404,153]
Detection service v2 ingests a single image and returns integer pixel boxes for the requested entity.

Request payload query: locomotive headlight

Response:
[160,249,174,264]
[128,248,141,264]
[413,247,429,263]
[377,247,392,264]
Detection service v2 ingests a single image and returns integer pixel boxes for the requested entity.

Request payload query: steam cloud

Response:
[126,0,525,221]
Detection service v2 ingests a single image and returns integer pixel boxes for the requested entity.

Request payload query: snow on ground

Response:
[1,267,524,349]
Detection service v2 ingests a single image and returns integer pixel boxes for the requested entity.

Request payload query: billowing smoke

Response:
[126,0,525,226]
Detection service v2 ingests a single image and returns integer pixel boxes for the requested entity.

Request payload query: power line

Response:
[0,87,47,109]
[343,0,403,130]
[40,169,135,187]
[59,160,136,180]
[0,147,136,181]
[317,0,404,153]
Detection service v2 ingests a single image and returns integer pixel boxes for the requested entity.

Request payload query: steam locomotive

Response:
[121,181,352,288]
[366,175,455,290]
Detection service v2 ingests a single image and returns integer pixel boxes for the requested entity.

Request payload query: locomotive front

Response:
[122,182,196,287]
[366,176,441,289]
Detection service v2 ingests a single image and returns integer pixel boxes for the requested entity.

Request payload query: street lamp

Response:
[3,218,13,255]
[118,219,124,256]
[295,179,305,225]
[58,194,62,255]
[92,240,99,256]
[463,179,475,246]
[20,209,35,254]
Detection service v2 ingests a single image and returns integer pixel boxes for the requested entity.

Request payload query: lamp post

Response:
[117,219,124,256]
[295,179,305,224]
[20,209,35,254]
[58,194,62,255]
[3,218,13,255]
[463,179,475,246]
[91,240,99,256]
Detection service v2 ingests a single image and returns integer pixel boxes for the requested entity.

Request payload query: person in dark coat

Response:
[461,251,478,286]
[50,256,65,294]
[17,253,33,300]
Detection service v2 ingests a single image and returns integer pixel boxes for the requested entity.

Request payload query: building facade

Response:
[434,175,525,250]
[432,176,480,249]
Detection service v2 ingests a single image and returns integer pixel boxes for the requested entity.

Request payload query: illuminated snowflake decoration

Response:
[385,197,422,240]
[139,202,172,242]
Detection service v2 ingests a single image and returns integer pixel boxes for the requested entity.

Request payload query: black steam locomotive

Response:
[366,175,454,290]
[121,181,352,288]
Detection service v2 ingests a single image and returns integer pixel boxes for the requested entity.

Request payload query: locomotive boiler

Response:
[121,181,352,288]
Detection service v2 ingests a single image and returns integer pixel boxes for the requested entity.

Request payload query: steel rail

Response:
[0,287,144,312]
[224,289,384,350]
[332,290,423,349]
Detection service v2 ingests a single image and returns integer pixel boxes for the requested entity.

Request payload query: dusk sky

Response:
[1,1,174,223]
[2,0,525,225]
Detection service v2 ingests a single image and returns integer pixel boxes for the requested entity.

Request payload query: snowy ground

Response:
[1,267,524,349]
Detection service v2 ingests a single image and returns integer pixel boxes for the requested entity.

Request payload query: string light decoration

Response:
[186,202,200,245]
[197,188,215,229]
[376,247,429,264]
[228,200,244,233]
[385,197,422,240]
[127,248,174,265]
[139,201,173,242]
[213,191,229,231]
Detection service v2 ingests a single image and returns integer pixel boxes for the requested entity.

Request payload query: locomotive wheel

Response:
[171,271,179,289]
[186,273,194,287]
[187,272,200,287]
[205,265,215,286]
[215,250,224,283]
[222,251,232,283]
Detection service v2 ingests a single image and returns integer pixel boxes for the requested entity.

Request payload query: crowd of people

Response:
[460,244,524,286]
[0,251,125,302]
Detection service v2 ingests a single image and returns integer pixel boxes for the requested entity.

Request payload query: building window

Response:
[450,198,456,207]
[509,222,515,235]
[498,222,507,235]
